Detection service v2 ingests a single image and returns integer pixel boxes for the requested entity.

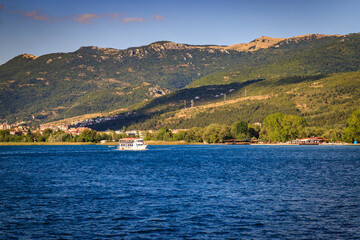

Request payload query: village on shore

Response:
[0,117,357,146]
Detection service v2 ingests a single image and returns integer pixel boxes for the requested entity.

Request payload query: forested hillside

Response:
[90,71,360,131]
[1,33,359,125]
[0,42,243,123]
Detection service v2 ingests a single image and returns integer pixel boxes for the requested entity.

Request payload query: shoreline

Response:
[0,141,190,146]
[0,141,358,146]
[0,142,96,146]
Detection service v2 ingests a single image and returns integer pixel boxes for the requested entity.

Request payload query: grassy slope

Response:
[90,71,360,130]
[178,71,360,128]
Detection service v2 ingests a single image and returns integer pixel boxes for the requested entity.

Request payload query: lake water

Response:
[0,145,359,239]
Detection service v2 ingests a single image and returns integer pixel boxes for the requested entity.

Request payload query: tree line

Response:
[1,109,359,143]
[0,129,128,143]
[144,109,360,143]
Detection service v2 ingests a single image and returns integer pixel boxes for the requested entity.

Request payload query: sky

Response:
[0,0,359,65]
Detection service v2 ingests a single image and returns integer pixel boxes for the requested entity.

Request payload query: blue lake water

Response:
[0,145,359,239]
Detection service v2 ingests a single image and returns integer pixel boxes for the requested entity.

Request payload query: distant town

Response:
[0,117,188,140]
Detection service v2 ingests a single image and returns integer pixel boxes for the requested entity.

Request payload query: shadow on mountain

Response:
[274,74,327,86]
[91,79,265,131]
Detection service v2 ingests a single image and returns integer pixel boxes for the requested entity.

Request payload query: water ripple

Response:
[0,145,359,239]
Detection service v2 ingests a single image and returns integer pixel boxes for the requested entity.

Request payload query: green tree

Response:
[79,129,100,142]
[0,130,11,142]
[156,127,173,141]
[43,128,53,140]
[261,113,306,142]
[248,123,260,139]
[173,130,187,141]
[323,128,344,142]
[303,127,325,138]
[231,121,249,140]
[34,131,45,142]
[202,124,231,143]
[48,132,72,142]
[344,108,360,142]
[144,131,155,141]
[185,127,204,143]
[25,129,34,142]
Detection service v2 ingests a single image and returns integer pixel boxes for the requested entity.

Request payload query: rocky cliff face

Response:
[226,34,343,52]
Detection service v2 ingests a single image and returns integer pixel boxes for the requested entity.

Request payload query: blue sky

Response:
[0,0,359,64]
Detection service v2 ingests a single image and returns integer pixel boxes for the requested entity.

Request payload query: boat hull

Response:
[117,145,147,151]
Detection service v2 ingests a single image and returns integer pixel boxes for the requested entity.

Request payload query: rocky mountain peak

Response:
[20,54,38,60]
[150,41,190,50]
[227,36,285,52]
[282,34,343,44]
[76,46,119,55]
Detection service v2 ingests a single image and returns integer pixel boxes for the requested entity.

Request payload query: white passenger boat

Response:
[117,138,147,151]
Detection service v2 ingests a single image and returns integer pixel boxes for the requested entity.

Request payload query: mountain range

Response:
[0,33,359,129]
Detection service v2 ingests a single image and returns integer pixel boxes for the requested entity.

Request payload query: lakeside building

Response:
[9,131,22,136]
[170,129,189,134]
[0,123,11,130]
[40,124,58,131]
[67,127,91,135]
[125,130,138,137]
[125,130,151,138]
[253,122,262,127]
[291,137,329,145]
